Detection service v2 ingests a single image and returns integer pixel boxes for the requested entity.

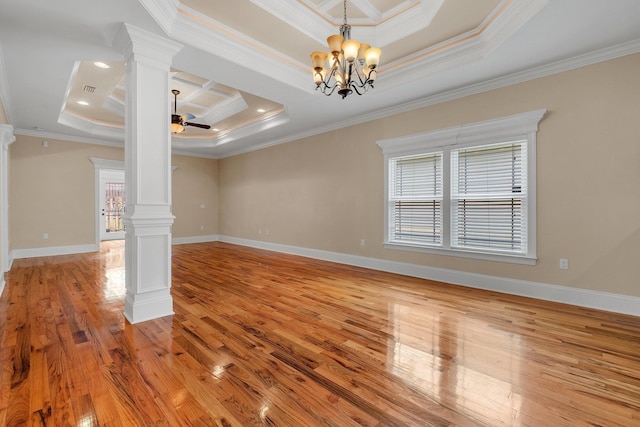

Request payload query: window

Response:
[378,109,545,265]
[389,152,442,245]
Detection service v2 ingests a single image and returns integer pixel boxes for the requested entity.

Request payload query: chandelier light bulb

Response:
[343,39,360,62]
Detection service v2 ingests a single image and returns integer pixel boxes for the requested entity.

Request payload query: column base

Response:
[123,290,174,324]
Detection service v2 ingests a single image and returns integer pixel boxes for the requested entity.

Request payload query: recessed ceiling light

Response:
[94,61,110,69]
[77,100,89,106]
[257,108,266,113]
[212,128,220,132]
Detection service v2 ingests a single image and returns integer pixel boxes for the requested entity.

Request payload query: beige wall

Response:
[9,135,218,250]
[219,53,640,297]
[0,99,7,125]
[171,154,219,238]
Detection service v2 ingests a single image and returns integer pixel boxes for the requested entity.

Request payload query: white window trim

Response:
[377,109,546,265]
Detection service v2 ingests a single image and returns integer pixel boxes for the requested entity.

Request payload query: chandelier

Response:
[310,0,381,99]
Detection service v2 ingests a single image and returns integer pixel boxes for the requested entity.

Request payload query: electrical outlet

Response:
[43,233,48,240]
[200,203,205,209]
[560,258,569,270]
[360,239,366,247]
[200,225,204,230]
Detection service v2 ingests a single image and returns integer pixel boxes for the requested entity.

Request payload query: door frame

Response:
[99,169,126,241]
[91,158,124,245]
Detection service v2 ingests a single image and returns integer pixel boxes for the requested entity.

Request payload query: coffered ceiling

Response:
[1,0,640,158]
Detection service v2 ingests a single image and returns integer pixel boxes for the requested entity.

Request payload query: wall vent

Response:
[82,84,96,94]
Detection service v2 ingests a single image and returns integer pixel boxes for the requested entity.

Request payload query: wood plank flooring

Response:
[1,240,640,426]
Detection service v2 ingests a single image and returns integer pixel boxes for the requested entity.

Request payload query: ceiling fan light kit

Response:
[311,0,381,99]
[171,89,211,133]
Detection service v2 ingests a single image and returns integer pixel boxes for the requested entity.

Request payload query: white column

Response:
[113,24,183,324]
[0,124,16,278]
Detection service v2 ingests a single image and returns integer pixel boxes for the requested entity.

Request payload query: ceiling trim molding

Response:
[198,95,248,125]
[170,148,218,159]
[215,38,640,159]
[13,127,219,160]
[149,0,548,95]
[140,0,312,93]
[213,109,290,147]
[250,0,444,48]
[58,110,124,141]
[14,128,124,148]
[173,108,290,149]
[137,0,182,37]
[172,8,311,91]
[381,0,548,84]
[479,0,548,57]
[375,0,444,47]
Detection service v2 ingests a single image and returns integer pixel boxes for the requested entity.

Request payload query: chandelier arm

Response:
[351,67,370,87]
[317,83,340,97]
[349,82,368,96]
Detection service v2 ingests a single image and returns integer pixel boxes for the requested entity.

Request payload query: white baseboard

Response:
[0,276,4,297]
[9,236,639,317]
[218,235,640,317]
[11,243,99,260]
[172,235,219,245]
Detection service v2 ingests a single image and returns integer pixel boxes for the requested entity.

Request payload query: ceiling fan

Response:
[171,89,211,133]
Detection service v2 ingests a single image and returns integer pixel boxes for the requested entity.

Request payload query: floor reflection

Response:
[388,302,523,425]
[100,240,125,302]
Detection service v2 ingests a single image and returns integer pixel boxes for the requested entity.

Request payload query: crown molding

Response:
[138,0,312,92]
[12,127,220,160]
[138,0,547,97]
[13,128,124,147]
[479,0,549,57]
[249,0,445,48]
[381,0,548,85]
[137,0,181,35]
[215,38,640,159]
[58,111,125,141]
[198,93,248,125]
[16,37,638,161]
[170,148,219,160]
[375,0,444,48]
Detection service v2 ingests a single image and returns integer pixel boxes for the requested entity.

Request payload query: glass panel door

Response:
[99,170,125,241]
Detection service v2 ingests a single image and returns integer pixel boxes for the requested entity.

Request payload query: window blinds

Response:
[451,141,527,252]
[389,152,442,244]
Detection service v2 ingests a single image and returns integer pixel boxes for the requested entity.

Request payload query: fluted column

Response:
[113,24,183,324]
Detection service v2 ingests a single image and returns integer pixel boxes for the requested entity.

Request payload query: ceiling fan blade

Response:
[184,122,211,129]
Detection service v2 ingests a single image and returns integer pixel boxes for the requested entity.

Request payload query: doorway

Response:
[99,169,125,241]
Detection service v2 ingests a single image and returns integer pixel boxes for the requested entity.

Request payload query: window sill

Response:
[384,242,537,265]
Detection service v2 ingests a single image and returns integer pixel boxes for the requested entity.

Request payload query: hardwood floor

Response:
[1,241,639,426]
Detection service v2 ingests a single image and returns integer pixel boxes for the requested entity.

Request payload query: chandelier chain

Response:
[343,0,348,25]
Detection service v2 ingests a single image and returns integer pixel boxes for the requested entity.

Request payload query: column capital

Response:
[113,23,183,65]
[0,124,15,150]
